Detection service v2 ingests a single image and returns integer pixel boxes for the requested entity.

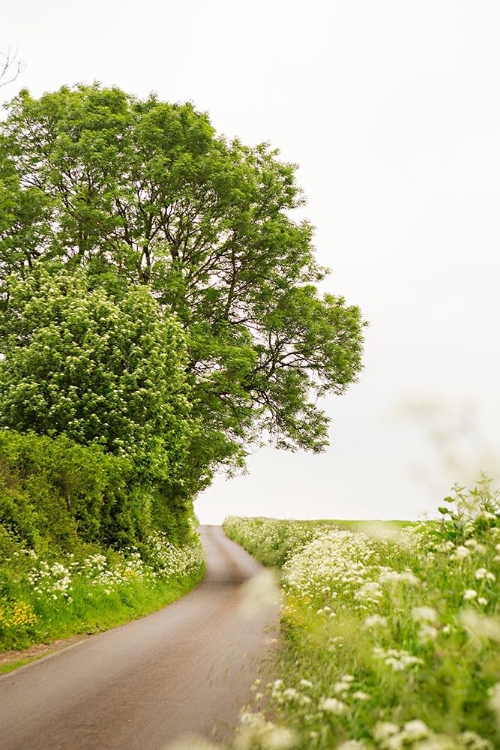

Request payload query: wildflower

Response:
[355,581,383,601]
[465,540,487,555]
[463,589,478,600]
[400,719,430,741]
[236,711,297,750]
[262,727,297,749]
[363,614,388,629]
[475,568,495,582]
[412,606,438,624]
[418,623,439,643]
[454,546,470,559]
[373,647,423,671]
[458,730,493,749]
[372,722,400,741]
[352,691,370,701]
[333,681,351,695]
[319,697,347,714]
[379,570,419,586]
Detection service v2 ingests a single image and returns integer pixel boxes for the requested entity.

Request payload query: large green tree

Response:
[0,84,366,472]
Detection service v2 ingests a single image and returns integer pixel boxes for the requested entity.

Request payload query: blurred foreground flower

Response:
[240,570,281,618]
[235,710,297,749]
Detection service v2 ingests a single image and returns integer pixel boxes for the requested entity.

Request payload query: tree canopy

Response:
[0,84,366,482]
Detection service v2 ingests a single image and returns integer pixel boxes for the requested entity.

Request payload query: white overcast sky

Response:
[2,1,500,522]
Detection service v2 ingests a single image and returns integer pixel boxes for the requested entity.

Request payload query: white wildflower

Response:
[262,726,297,749]
[418,623,439,643]
[352,691,370,701]
[412,606,438,624]
[363,614,388,629]
[355,581,383,601]
[319,697,347,714]
[475,568,496,582]
[463,589,478,600]
[372,722,400,741]
[333,681,351,695]
[401,719,430,741]
[458,730,493,749]
[373,647,423,671]
[460,611,500,642]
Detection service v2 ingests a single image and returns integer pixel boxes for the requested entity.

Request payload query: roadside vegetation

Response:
[224,477,500,749]
[0,430,204,655]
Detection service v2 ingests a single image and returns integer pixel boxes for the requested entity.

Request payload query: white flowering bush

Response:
[226,477,500,748]
[146,531,205,579]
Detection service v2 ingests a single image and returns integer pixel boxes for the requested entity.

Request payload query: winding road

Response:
[0,526,280,749]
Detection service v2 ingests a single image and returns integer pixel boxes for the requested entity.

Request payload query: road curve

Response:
[0,526,279,749]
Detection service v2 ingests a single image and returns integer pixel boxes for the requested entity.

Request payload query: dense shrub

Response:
[0,430,193,554]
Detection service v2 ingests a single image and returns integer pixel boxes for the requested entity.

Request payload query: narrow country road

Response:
[0,526,280,749]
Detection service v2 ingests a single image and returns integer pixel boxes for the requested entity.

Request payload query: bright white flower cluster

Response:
[25,534,204,600]
[147,532,205,579]
[236,709,297,750]
[28,561,73,601]
[372,646,424,672]
[282,528,388,612]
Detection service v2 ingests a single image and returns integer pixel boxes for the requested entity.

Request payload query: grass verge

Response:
[0,532,205,658]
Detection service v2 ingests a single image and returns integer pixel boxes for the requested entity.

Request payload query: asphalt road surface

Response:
[0,526,280,749]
